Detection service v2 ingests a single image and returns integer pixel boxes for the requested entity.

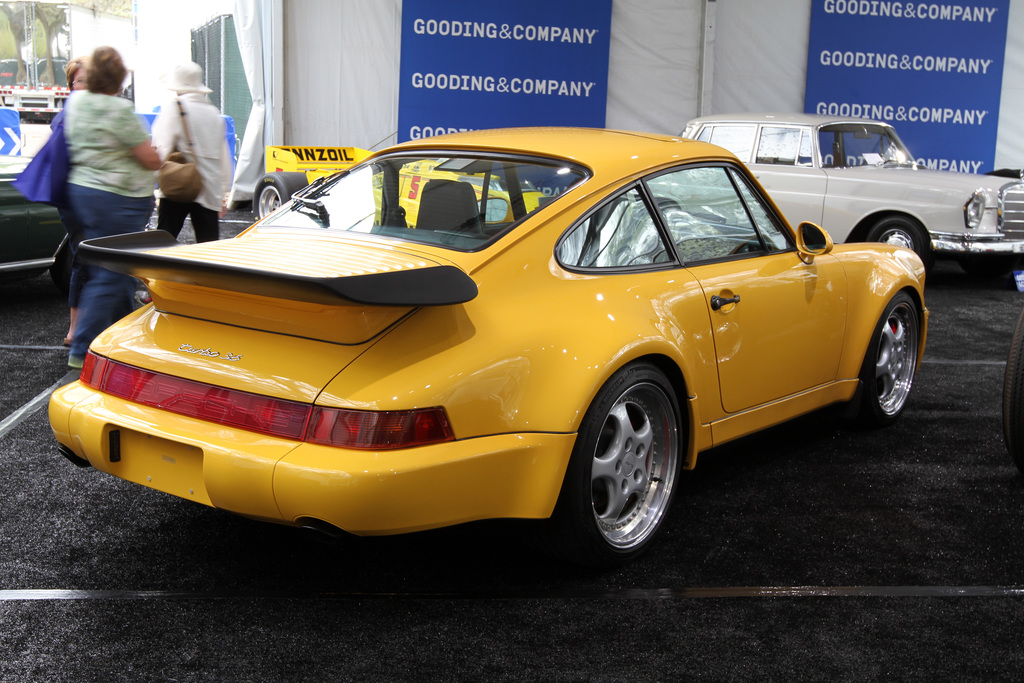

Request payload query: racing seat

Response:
[416,179,482,234]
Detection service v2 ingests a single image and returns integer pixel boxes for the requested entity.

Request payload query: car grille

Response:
[1001,182,1024,238]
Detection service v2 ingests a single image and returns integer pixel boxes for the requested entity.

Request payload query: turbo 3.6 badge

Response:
[179,343,243,362]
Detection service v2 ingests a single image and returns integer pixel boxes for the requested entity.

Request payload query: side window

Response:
[557,188,670,269]
[755,126,802,165]
[727,168,791,252]
[705,125,757,162]
[646,166,764,263]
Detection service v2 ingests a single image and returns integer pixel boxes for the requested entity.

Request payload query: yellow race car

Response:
[49,128,927,566]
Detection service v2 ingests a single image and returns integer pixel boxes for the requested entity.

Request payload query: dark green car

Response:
[0,155,71,292]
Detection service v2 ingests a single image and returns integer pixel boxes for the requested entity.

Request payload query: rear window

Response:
[696,125,757,162]
[259,153,589,250]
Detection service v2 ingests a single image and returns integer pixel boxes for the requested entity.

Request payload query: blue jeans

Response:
[68,184,153,362]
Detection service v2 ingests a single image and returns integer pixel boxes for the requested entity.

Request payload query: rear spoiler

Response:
[78,230,478,307]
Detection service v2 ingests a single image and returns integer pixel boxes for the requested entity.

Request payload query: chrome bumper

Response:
[931,233,1024,255]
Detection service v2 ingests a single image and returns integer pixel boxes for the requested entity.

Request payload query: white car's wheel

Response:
[867,216,933,271]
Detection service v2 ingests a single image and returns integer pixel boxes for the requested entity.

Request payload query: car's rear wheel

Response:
[254,172,309,219]
[857,291,920,427]
[866,216,933,271]
[543,362,682,566]
[1002,305,1024,473]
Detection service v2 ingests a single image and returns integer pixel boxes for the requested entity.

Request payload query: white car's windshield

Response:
[819,123,915,168]
[260,154,588,250]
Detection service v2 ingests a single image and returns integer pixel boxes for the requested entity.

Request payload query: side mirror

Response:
[482,197,511,223]
[795,221,833,263]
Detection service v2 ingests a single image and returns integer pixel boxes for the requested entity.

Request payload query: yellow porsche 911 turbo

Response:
[49,128,927,566]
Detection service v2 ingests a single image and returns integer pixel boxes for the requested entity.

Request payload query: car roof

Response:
[685,112,890,128]
[383,127,736,179]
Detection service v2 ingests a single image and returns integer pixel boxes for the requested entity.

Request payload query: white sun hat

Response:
[166,61,212,94]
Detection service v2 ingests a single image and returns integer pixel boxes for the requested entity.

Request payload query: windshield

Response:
[259,153,589,250]
[818,123,915,168]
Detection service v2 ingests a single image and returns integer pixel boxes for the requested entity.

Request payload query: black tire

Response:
[866,216,933,271]
[1002,305,1024,473]
[49,236,71,294]
[542,362,683,567]
[857,291,920,427]
[253,172,309,219]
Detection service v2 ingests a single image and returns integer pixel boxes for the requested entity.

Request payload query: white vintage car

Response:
[682,113,1024,274]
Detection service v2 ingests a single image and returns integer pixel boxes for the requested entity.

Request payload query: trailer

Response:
[0,84,68,121]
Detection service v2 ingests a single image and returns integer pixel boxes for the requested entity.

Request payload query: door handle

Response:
[710,294,741,310]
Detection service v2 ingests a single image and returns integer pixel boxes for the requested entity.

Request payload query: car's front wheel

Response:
[866,216,933,271]
[857,291,920,427]
[1002,305,1024,473]
[543,362,682,566]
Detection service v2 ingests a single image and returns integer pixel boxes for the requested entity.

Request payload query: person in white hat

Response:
[151,61,233,242]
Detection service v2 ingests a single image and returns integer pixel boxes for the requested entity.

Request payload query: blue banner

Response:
[0,108,21,155]
[398,0,612,142]
[805,0,1009,173]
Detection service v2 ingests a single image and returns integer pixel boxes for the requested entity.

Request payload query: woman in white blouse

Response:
[152,61,233,242]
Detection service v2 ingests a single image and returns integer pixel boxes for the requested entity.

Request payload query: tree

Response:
[34,2,67,86]
[0,3,28,85]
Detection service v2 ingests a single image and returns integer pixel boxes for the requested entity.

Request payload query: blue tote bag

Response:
[13,120,70,209]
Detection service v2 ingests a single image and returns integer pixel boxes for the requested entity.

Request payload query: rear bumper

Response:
[49,382,575,535]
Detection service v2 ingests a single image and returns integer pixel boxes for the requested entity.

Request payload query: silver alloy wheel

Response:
[874,300,918,415]
[257,186,283,218]
[877,226,915,250]
[589,381,678,549]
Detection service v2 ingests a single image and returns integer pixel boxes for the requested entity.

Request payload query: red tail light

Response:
[80,352,454,449]
[307,406,454,449]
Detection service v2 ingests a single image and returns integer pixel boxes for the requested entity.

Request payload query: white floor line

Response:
[0,370,78,439]
[0,344,66,351]
[1,585,1024,601]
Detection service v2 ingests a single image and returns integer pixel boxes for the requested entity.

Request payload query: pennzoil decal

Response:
[282,147,358,162]
[179,343,243,362]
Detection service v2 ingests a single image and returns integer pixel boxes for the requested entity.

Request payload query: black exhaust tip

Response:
[56,444,91,468]
[296,517,351,545]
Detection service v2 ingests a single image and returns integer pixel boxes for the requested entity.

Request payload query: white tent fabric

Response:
[995,0,1024,171]
[712,0,812,117]
[281,0,401,150]
[229,0,269,202]
[605,0,702,135]
[230,0,1024,193]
